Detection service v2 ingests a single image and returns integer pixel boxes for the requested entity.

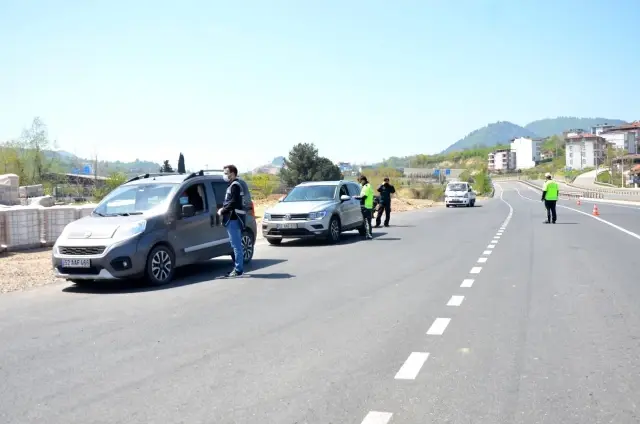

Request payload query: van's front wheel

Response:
[146,245,175,286]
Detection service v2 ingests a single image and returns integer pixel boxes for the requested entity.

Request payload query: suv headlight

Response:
[113,220,147,241]
[308,210,328,220]
[263,213,271,221]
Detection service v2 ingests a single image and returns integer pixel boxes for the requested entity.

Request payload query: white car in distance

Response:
[445,181,476,207]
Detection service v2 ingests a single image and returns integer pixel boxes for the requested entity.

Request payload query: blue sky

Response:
[1,0,638,171]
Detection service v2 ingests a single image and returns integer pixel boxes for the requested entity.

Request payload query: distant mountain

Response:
[271,156,285,167]
[43,150,162,177]
[524,117,627,138]
[442,116,629,153]
[442,121,538,154]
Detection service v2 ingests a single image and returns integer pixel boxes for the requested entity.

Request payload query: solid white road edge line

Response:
[394,352,430,380]
[361,411,393,424]
[461,279,474,287]
[447,295,465,306]
[427,318,451,335]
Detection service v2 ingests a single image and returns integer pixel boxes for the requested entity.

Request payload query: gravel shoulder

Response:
[0,196,440,294]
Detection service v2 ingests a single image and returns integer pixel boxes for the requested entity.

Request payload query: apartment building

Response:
[565,133,608,170]
[510,137,540,170]
[599,121,640,154]
[488,149,516,172]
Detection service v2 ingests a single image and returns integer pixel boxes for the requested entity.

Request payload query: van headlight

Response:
[263,213,271,221]
[308,210,328,220]
[113,220,147,241]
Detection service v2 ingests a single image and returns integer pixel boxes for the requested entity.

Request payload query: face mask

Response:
[223,174,230,182]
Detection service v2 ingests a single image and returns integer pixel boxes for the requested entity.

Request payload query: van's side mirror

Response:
[182,204,195,218]
[468,187,473,192]
[340,195,351,202]
[278,196,285,202]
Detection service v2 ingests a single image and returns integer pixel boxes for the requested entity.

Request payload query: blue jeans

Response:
[226,219,244,273]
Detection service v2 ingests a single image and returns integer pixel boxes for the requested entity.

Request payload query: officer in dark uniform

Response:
[375,177,396,228]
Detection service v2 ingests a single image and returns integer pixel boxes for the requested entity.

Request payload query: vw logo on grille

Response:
[83,231,92,238]
[284,214,291,221]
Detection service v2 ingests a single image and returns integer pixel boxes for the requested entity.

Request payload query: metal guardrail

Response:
[518,180,604,199]
[563,181,640,196]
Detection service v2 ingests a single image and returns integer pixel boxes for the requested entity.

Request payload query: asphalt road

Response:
[1,182,640,424]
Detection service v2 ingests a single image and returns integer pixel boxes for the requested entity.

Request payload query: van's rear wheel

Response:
[146,245,175,286]
[230,230,255,264]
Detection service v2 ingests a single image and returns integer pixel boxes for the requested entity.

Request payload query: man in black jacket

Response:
[217,164,246,277]
[375,177,396,227]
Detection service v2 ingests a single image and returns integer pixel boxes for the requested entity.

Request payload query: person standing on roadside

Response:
[354,175,374,239]
[375,177,396,228]
[541,172,559,224]
[218,164,247,276]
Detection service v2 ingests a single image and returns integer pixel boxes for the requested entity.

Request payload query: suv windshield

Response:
[94,183,179,216]
[447,183,468,191]
[284,185,337,202]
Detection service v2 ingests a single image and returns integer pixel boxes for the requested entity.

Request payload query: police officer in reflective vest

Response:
[218,164,247,276]
[541,172,559,224]
[354,175,374,239]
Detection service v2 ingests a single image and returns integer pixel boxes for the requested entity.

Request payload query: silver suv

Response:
[261,180,366,244]
[52,170,257,286]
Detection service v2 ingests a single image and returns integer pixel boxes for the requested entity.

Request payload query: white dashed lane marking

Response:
[477,257,487,263]
[460,279,474,287]
[470,267,482,274]
[427,318,451,335]
[447,295,465,306]
[394,352,430,380]
[361,411,393,424]
[483,250,492,255]
[487,244,496,249]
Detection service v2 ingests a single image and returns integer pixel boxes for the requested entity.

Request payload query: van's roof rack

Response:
[125,172,181,184]
[184,169,225,181]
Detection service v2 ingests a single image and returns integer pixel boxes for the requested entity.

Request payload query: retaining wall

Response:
[0,204,96,251]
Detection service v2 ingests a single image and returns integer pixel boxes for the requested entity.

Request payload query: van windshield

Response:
[93,183,179,216]
[283,185,337,202]
[447,183,468,191]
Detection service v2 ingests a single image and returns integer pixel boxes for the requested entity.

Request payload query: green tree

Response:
[160,160,174,173]
[177,153,186,174]
[280,143,342,186]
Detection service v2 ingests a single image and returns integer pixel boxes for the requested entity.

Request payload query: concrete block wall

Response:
[0,204,98,251]
[0,174,20,206]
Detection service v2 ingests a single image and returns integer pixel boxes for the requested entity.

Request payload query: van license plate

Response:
[277,223,298,229]
[62,259,91,268]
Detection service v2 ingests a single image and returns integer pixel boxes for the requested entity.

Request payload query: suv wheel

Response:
[230,230,256,264]
[146,245,175,286]
[327,216,341,244]
[266,237,282,245]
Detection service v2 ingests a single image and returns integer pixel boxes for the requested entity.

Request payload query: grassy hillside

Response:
[442,121,538,154]
[524,117,627,137]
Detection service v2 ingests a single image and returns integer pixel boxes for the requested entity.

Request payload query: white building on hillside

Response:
[591,123,616,136]
[488,149,516,172]
[565,133,608,170]
[510,137,540,170]
[600,121,639,154]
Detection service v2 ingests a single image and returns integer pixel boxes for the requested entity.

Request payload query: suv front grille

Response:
[59,246,106,255]
[270,214,309,221]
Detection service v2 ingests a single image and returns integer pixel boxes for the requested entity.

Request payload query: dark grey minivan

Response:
[52,170,257,285]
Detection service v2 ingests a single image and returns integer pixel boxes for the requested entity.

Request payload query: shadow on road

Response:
[374,237,402,241]
[62,258,287,294]
[553,222,579,225]
[270,232,392,247]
